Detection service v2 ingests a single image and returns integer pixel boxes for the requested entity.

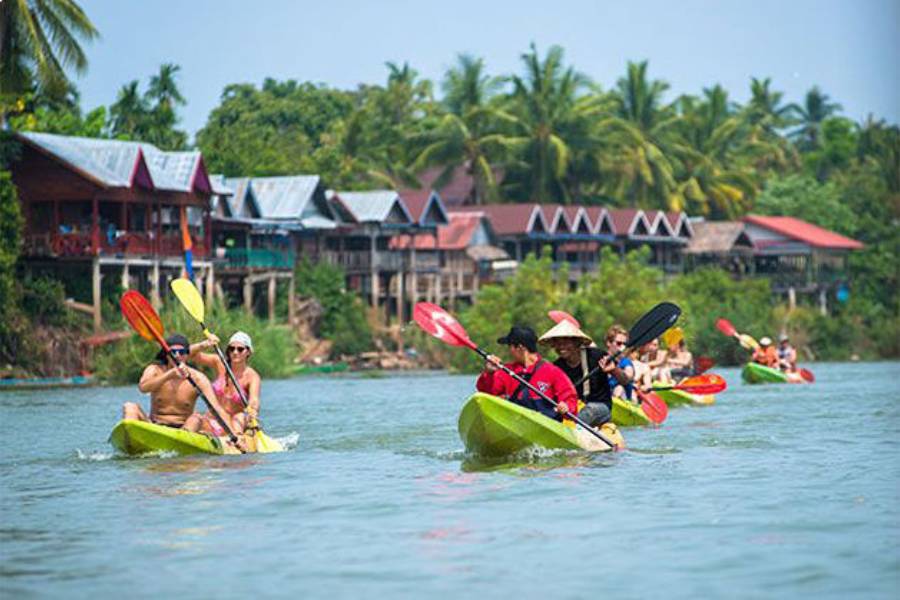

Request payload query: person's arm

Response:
[188,336,221,369]
[647,350,667,368]
[553,373,579,416]
[476,355,507,395]
[245,370,261,418]
[139,364,179,393]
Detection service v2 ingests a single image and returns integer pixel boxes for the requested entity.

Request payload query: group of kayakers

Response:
[751,334,802,379]
[476,319,699,435]
[121,330,262,451]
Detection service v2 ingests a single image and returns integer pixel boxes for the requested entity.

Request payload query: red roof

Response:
[608,208,644,235]
[540,204,570,233]
[397,188,447,225]
[743,215,863,250]
[417,165,505,207]
[645,210,673,236]
[458,203,543,235]
[389,212,485,250]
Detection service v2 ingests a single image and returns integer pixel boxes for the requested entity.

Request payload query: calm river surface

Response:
[2,362,899,599]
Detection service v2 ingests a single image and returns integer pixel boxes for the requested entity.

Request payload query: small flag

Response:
[180,206,194,280]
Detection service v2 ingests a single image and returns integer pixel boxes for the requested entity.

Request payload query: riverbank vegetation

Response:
[1,1,897,376]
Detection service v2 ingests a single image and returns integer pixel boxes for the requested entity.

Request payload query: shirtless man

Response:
[122,334,242,448]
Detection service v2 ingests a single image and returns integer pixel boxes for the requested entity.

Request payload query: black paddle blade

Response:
[626,302,682,350]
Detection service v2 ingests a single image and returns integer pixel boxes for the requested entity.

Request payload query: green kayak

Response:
[458,393,624,457]
[742,362,790,384]
[611,396,651,426]
[651,383,715,407]
[109,419,234,456]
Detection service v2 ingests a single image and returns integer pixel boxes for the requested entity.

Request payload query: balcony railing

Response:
[321,250,438,273]
[222,248,295,270]
[23,232,208,259]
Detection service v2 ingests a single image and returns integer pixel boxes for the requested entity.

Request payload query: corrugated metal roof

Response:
[743,215,863,250]
[250,176,321,219]
[18,131,208,193]
[209,174,234,196]
[333,190,413,224]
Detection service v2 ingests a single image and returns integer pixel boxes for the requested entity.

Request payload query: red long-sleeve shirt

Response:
[476,355,579,419]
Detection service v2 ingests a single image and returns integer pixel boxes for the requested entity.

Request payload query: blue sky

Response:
[77,0,899,140]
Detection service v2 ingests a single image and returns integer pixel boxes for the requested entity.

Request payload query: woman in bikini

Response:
[189,331,262,437]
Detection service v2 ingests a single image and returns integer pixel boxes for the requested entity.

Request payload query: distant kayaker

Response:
[605,325,635,400]
[122,333,244,450]
[752,337,779,368]
[477,326,578,422]
[190,331,261,438]
[538,320,618,428]
[777,334,798,372]
[665,338,694,380]
[641,338,671,383]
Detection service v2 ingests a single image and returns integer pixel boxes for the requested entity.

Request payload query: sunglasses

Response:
[169,347,188,356]
[227,346,248,354]
[612,340,627,347]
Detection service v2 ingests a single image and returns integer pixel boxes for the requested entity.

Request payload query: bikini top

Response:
[211,376,248,413]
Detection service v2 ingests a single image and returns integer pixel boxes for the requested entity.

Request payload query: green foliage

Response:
[109,64,188,150]
[668,268,773,364]
[94,302,296,385]
[294,259,373,356]
[754,173,856,234]
[0,171,25,363]
[21,276,72,326]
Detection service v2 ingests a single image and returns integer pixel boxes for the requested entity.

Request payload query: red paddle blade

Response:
[696,356,715,374]
[716,318,737,337]
[799,368,815,383]
[548,310,581,328]
[675,373,727,395]
[120,291,166,346]
[413,303,475,349]
[638,391,668,424]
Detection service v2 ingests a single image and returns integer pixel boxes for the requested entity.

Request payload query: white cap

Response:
[228,331,253,353]
[760,336,772,346]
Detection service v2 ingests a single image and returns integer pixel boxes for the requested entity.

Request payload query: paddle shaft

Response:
[474,346,618,449]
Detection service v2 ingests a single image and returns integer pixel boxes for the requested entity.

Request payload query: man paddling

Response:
[477,326,578,422]
[751,336,779,369]
[122,334,243,450]
[537,320,618,428]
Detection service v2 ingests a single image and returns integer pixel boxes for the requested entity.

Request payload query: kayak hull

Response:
[109,419,228,456]
[458,393,623,457]
[741,363,790,384]
[611,396,651,426]
[652,383,716,407]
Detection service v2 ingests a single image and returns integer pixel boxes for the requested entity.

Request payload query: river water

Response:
[1,362,899,599]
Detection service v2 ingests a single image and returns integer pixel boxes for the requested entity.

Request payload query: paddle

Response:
[715,318,759,350]
[547,309,668,425]
[120,290,243,450]
[799,368,815,383]
[414,303,619,449]
[170,279,281,452]
[635,390,668,423]
[654,373,727,395]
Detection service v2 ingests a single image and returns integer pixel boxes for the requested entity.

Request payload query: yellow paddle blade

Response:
[255,431,284,453]
[170,278,205,324]
[738,333,759,350]
[662,326,684,348]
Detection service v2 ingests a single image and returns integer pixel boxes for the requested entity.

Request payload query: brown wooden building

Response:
[11,132,215,329]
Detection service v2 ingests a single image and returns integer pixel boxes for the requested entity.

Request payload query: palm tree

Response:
[599,61,680,209]
[500,43,603,203]
[741,77,799,173]
[147,63,186,114]
[411,54,508,203]
[0,0,98,125]
[109,80,149,139]
[790,86,842,151]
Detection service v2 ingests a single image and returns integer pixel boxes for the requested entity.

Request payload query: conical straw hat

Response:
[538,319,594,346]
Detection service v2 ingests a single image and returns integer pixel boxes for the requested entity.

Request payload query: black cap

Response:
[157,333,190,363]
[497,326,538,352]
